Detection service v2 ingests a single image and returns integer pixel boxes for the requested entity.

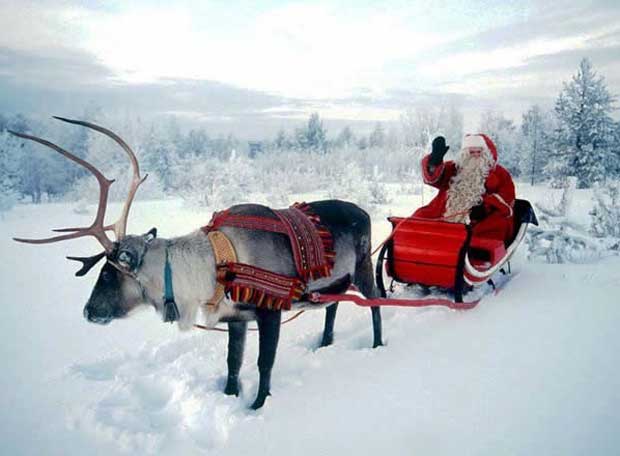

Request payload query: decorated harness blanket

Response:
[202,203,335,310]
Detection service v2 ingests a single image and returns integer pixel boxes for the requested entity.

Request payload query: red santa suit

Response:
[413,134,516,241]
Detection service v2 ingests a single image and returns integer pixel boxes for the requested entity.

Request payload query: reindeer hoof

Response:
[224,378,240,396]
[250,391,271,410]
[319,334,334,348]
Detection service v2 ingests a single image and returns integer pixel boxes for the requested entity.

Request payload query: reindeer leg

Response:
[225,320,247,396]
[320,303,338,347]
[355,253,384,348]
[371,306,383,348]
[251,308,281,410]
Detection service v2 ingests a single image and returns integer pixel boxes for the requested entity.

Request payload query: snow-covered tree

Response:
[400,108,434,149]
[178,153,252,209]
[445,101,464,151]
[307,113,328,153]
[590,182,620,239]
[526,178,615,262]
[335,126,355,149]
[369,123,386,148]
[51,107,100,184]
[368,165,391,206]
[357,136,368,150]
[400,101,463,156]
[274,129,293,150]
[551,58,618,188]
[181,128,210,159]
[0,130,20,212]
[520,105,554,184]
[144,129,180,192]
[478,110,520,176]
[6,115,72,203]
[296,113,328,153]
[526,225,612,263]
[327,162,372,209]
[210,134,240,160]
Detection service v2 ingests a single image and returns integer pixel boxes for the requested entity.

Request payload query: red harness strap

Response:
[202,203,335,281]
[217,262,305,311]
[205,210,288,234]
[274,204,335,280]
[201,203,335,310]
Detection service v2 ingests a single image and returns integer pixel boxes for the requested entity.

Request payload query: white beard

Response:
[444,151,494,223]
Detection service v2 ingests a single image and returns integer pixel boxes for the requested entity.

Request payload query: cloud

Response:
[73,2,455,99]
[426,1,620,57]
[391,1,620,120]
[1,0,619,136]
[0,46,291,123]
[0,46,114,87]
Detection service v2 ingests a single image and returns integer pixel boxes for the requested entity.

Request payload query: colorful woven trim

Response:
[203,210,287,234]
[201,202,335,281]
[217,262,305,311]
[274,203,335,280]
[205,231,238,312]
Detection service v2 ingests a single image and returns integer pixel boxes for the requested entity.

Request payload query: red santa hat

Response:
[462,134,497,163]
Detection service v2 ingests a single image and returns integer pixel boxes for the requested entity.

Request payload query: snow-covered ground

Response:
[1,184,619,455]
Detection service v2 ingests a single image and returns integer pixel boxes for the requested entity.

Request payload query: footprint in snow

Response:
[67,335,248,453]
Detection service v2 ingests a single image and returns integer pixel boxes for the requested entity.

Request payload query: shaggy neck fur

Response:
[444,150,494,223]
[136,231,219,329]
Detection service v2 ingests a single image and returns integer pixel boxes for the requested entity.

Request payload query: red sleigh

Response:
[374,199,538,303]
[308,199,537,310]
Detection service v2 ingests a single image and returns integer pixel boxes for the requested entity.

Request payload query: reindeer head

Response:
[10,117,153,325]
[84,229,160,324]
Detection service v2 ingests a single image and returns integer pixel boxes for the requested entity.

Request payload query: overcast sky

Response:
[1,0,619,137]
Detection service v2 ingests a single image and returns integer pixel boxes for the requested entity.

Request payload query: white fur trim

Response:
[422,159,444,184]
[491,193,513,217]
[462,135,487,151]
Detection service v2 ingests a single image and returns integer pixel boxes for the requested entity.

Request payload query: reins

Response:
[193,309,306,333]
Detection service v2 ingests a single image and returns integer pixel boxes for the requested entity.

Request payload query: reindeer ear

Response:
[145,228,157,243]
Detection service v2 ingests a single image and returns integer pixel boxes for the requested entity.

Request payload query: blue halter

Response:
[162,243,180,323]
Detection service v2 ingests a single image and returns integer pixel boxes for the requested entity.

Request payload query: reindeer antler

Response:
[9,117,148,254]
[67,252,108,277]
[52,116,148,239]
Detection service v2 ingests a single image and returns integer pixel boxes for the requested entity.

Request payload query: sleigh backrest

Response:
[387,217,469,288]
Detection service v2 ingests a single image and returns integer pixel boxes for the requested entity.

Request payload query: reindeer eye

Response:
[118,250,135,269]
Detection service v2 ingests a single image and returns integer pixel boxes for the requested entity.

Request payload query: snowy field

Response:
[1,184,619,455]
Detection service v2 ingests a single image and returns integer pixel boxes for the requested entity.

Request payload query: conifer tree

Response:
[520,105,553,185]
[0,131,20,212]
[335,126,355,149]
[552,58,617,188]
[369,123,386,148]
[478,110,519,176]
[304,112,327,153]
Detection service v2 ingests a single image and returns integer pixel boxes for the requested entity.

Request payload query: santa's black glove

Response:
[470,204,486,221]
[429,136,450,166]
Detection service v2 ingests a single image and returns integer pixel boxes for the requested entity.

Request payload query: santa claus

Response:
[413,134,516,242]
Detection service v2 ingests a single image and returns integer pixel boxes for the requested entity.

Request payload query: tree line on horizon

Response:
[1,58,619,212]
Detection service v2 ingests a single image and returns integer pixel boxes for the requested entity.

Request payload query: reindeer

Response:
[10,118,383,409]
